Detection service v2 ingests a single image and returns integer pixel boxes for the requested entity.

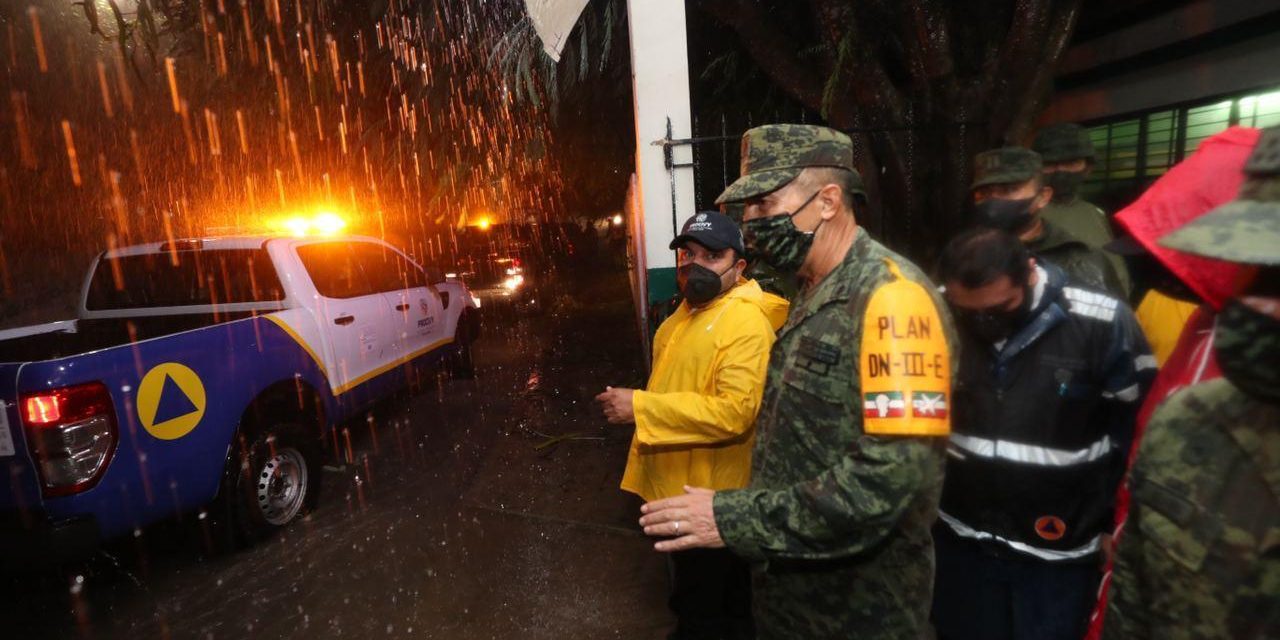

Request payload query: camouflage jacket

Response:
[1104,378,1280,639]
[1027,219,1126,297]
[1041,198,1131,297]
[713,231,955,640]
[745,260,799,301]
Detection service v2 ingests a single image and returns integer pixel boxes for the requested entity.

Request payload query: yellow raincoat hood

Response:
[621,279,788,502]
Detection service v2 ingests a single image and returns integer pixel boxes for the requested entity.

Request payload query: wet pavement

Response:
[1,270,674,639]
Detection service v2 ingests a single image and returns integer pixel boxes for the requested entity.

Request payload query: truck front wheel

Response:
[233,423,322,542]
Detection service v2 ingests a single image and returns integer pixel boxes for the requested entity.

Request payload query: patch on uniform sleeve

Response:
[797,336,841,374]
[863,391,906,417]
[859,260,951,436]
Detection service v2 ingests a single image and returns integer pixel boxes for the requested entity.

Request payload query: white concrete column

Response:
[627,0,696,307]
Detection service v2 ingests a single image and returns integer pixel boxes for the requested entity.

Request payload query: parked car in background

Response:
[453,224,547,313]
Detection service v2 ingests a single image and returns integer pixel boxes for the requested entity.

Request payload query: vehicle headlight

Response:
[502,274,525,290]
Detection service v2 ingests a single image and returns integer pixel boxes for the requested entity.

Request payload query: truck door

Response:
[294,242,393,400]
[349,242,446,370]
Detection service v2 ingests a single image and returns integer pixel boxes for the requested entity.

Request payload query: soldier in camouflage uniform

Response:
[971,147,1125,296]
[1103,126,1280,640]
[1033,123,1132,297]
[639,124,956,639]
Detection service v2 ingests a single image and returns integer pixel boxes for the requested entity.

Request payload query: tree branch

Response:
[850,20,905,124]
[992,0,1052,91]
[902,0,952,82]
[984,0,1056,140]
[1005,0,1083,142]
[698,0,827,113]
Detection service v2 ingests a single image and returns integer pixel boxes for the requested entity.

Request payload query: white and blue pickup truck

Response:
[0,234,479,564]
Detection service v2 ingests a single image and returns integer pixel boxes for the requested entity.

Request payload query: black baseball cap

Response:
[669,211,746,256]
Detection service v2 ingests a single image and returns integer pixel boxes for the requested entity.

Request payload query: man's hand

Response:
[639,486,725,552]
[595,386,636,424]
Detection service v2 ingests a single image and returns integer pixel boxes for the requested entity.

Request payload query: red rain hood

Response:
[1114,126,1261,309]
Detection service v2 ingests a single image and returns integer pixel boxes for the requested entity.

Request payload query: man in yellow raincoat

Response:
[597,210,787,640]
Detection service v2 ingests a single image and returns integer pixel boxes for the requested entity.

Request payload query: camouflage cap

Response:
[971,147,1043,189]
[1032,123,1096,163]
[715,124,863,204]
[1160,126,1280,265]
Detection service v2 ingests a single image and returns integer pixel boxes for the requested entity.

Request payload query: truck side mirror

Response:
[424,266,446,284]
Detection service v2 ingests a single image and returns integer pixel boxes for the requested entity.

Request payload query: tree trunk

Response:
[701,0,1083,265]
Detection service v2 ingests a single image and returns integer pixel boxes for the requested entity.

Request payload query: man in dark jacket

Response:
[970,147,1125,296]
[931,228,1155,640]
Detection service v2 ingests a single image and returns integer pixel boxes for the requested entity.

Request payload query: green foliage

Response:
[489,0,625,118]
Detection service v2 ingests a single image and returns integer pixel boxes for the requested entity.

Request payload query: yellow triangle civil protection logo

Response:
[136,362,207,440]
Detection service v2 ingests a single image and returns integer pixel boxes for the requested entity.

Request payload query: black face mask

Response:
[973,197,1038,234]
[954,284,1034,344]
[1044,171,1086,203]
[677,262,734,306]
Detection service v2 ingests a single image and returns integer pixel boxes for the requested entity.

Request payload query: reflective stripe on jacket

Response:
[941,262,1156,561]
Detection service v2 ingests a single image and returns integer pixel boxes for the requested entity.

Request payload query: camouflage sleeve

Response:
[712,435,941,562]
[1103,496,1150,639]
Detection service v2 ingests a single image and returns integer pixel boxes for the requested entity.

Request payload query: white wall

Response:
[626,0,695,275]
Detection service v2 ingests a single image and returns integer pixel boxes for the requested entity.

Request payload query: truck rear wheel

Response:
[232,423,322,542]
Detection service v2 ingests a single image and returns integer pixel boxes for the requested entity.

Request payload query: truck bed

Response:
[0,312,260,364]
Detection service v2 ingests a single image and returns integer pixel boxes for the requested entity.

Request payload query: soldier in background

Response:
[638,124,955,639]
[1033,123,1132,297]
[1103,127,1280,640]
[970,147,1125,296]
[1080,125,1261,640]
